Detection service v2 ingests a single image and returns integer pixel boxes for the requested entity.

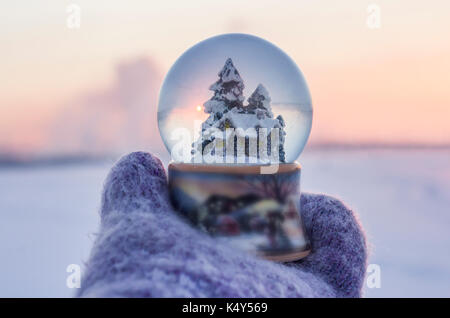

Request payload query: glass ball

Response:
[158,33,312,164]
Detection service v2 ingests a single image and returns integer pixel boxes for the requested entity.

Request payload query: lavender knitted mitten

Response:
[77,152,367,298]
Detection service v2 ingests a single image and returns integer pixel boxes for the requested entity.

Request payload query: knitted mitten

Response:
[77,152,367,297]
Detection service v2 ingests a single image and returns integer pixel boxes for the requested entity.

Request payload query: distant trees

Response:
[238,173,298,203]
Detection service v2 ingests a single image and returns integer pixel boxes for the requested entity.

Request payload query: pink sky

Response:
[1,1,449,155]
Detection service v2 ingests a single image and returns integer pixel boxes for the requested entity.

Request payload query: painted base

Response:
[168,162,311,262]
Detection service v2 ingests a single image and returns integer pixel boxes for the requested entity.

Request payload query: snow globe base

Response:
[168,162,311,262]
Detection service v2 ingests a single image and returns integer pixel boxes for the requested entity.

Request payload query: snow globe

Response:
[158,34,312,262]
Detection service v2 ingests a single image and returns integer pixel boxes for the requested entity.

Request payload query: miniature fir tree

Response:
[247,84,286,163]
[246,84,273,118]
[203,58,245,118]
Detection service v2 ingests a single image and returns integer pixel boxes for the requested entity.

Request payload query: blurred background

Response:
[0,0,449,297]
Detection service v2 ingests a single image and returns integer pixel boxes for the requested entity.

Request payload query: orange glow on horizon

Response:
[1,1,450,155]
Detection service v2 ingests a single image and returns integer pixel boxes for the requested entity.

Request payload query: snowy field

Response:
[0,149,449,297]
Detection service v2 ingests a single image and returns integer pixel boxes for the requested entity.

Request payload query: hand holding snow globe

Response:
[158,34,313,261]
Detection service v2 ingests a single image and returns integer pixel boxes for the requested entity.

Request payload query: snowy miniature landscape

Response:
[0,149,449,297]
[192,58,286,163]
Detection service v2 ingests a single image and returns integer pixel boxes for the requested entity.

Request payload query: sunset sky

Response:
[1,0,449,156]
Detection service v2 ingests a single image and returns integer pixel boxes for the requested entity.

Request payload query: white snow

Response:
[203,99,225,114]
[300,149,450,297]
[0,162,110,297]
[0,150,448,297]
[219,58,243,83]
[248,84,273,117]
